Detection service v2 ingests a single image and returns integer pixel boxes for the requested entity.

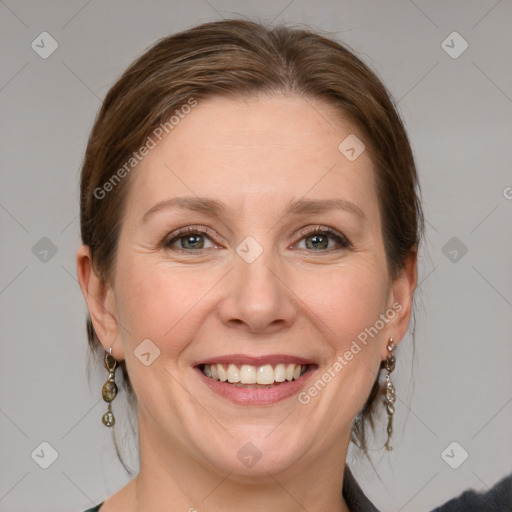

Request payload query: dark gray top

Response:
[82,467,512,511]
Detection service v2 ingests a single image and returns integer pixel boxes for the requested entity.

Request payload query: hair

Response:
[80,18,423,471]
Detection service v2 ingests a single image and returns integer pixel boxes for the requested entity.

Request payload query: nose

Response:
[217,250,297,335]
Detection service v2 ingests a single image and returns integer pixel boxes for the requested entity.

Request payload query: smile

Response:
[201,363,308,387]
[194,354,317,405]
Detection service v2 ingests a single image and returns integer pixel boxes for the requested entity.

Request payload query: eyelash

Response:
[162,225,352,253]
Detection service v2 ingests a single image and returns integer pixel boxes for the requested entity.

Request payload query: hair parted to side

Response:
[80,18,423,468]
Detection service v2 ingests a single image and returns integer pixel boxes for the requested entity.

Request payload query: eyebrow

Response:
[141,196,367,223]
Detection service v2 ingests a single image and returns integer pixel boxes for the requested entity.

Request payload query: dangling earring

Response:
[101,347,118,427]
[381,337,396,451]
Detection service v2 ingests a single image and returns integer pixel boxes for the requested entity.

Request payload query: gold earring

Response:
[101,347,118,427]
[381,337,396,451]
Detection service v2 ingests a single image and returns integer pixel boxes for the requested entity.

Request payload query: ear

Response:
[76,245,124,361]
[381,247,418,359]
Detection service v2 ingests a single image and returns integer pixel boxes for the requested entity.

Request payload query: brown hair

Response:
[80,18,423,469]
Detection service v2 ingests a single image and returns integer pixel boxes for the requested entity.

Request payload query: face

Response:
[80,94,415,479]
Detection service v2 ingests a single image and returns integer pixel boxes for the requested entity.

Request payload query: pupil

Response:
[307,234,328,250]
[183,234,204,249]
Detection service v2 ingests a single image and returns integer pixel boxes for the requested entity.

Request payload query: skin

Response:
[77,94,417,512]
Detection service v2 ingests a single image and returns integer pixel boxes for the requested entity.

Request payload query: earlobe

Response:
[76,245,123,358]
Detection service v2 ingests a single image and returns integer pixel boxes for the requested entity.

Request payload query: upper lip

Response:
[193,354,317,367]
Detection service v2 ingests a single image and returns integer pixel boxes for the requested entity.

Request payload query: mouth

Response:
[193,355,317,405]
[199,362,309,388]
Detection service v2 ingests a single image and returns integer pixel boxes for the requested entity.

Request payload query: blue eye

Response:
[162,226,351,253]
[296,227,351,251]
[177,233,207,249]
[163,227,217,251]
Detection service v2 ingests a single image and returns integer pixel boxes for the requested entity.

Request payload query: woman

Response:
[76,19,510,512]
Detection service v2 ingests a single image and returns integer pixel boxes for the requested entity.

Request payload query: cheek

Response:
[294,261,388,421]
[293,259,390,350]
[115,251,389,356]
[114,258,216,353]
[289,262,389,442]
[113,261,212,411]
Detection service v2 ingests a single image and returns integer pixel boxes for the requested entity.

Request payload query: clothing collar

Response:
[343,465,380,512]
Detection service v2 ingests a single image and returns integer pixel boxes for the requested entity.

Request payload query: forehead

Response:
[126,94,379,223]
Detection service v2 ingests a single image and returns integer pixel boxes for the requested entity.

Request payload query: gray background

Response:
[1,1,511,511]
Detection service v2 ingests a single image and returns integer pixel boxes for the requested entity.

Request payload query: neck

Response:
[127,415,352,512]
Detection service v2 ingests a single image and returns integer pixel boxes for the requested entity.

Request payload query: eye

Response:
[162,227,219,251]
[161,226,350,253]
[295,226,351,252]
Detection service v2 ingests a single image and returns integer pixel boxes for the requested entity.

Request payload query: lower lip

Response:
[194,366,317,406]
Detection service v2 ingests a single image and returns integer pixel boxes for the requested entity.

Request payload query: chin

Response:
[192,429,311,479]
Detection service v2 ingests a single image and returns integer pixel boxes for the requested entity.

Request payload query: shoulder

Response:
[82,503,104,512]
[431,473,512,512]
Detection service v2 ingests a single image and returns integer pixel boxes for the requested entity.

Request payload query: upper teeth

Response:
[202,363,306,384]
